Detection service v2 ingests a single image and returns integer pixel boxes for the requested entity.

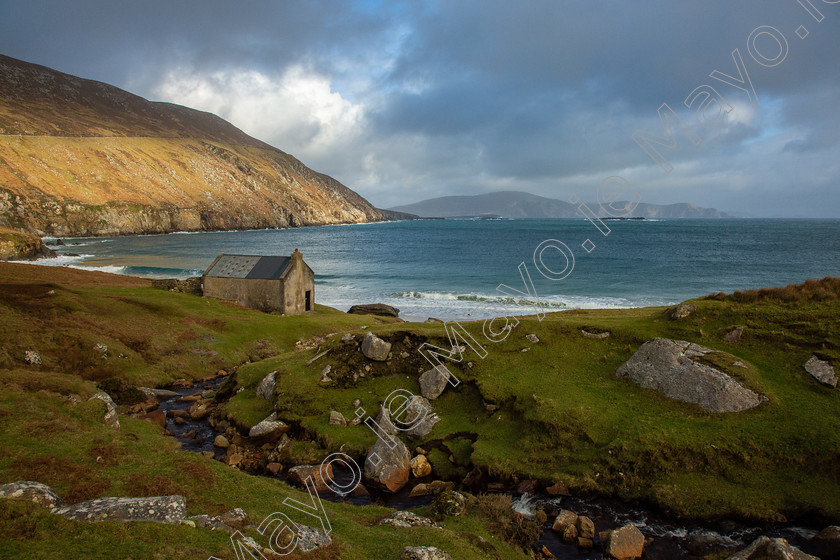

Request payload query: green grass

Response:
[2,266,840,559]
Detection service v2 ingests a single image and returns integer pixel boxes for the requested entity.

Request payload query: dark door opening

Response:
[305,290,311,311]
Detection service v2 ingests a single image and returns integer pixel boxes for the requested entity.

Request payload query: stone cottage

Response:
[202,250,314,314]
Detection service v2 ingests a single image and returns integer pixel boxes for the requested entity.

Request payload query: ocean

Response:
[37,218,840,321]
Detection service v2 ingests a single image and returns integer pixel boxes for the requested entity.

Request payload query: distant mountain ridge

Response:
[389,191,728,219]
[0,54,411,236]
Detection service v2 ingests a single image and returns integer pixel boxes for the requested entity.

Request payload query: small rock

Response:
[811,526,840,560]
[484,402,499,414]
[669,303,697,319]
[419,367,449,400]
[296,524,333,553]
[430,491,466,518]
[577,537,594,548]
[0,481,64,509]
[248,413,289,441]
[410,455,432,478]
[329,410,347,426]
[408,480,454,497]
[576,515,595,539]
[724,326,745,343]
[217,508,248,528]
[266,462,283,475]
[379,511,440,529]
[348,303,400,317]
[201,451,214,459]
[725,535,820,559]
[562,523,579,543]
[804,355,837,388]
[552,509,578,532]
[605,524,645,560]
[256,370,277,399]
[225,453,243,467]
[517,479,538,494]
[341,333,355,343]
[319,364,332,383]
[213,435,230,448]
[401,545,451,560]
[287,464,333,492]
[89,391,120,430]
[581,329,610,339]
[24,350,42,365]
[526,334,540,343]
[138,387,180,400]
[546,481,571,496]
[361,332,391,361]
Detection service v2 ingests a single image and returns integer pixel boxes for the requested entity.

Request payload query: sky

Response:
[0,0,838,217]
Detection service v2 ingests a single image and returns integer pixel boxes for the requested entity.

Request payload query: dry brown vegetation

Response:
[706,276,840,303]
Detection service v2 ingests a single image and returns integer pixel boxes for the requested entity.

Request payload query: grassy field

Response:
[1,262,838,559]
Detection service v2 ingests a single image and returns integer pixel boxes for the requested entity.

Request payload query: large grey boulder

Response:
[89,391,120,430]
[418,367,449,400]
[361,332,391,361]
[0,481,64,509]
[348,303,400,317]
[256,370,277,399]
[725,536,819,560]
[53,495,187,524]
[804,355,837,388]
[364,435,411,493]
[616,338,764,413]
[403,396,440,438]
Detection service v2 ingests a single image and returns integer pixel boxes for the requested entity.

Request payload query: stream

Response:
[157,380,824,559]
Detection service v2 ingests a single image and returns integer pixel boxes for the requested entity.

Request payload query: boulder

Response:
[329,410,347,426]
[186,514,233,533]
[804,355,837,388]
[404,397,440,438]
[248,412,289,441]
[53,495,186,524]
[138,387,180,400]
[287,464,334,492]
[0,481,64,509]
[811,526,840,560]
[296,524,333,553]
[89,391,120,430]
[361,332,391,361]
[419,367,449,400]
[616,338,764,413]
[401,546,452,560]
[576,515,595,539]
[379,511,440,529]
[410,454,432,478]
[429,491,466,518]
[256,370,277,400]
[581,329,610,339]
[348,303,400,317]
[725,536,819,560]
[669,303,697,319]
[364,435,411,493]
[408,481,454,497]
[605,524,645,560]
[562,524,579,543]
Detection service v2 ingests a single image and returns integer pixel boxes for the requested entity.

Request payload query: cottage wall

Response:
[281,252,315,314]
[203,276,284,313]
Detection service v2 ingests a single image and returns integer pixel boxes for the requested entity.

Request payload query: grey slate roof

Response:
[204,255,292,279]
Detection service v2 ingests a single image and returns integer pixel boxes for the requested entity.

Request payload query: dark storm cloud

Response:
[0,0,837,216]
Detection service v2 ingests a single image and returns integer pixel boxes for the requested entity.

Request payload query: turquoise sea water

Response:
[38,218,840,321]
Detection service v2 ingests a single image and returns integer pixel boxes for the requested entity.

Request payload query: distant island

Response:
[389,191,728,219]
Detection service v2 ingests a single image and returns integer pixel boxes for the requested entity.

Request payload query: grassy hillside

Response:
[0,264,838,559]
[0,54,408,236]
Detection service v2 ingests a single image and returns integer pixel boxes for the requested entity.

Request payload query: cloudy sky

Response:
[1,0,838,216]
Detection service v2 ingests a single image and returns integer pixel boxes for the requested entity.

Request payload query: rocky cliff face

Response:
[0,54,411,236]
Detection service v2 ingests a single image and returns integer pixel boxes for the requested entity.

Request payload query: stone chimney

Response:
[291,248,302,263]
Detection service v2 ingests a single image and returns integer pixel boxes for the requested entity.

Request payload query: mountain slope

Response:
[389,191,728,219]
[0,54,410,236]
